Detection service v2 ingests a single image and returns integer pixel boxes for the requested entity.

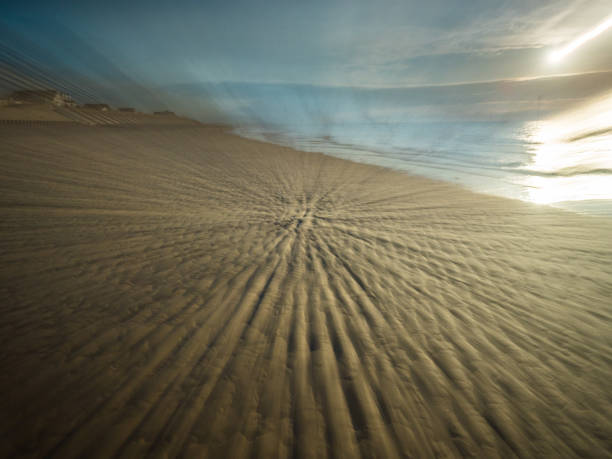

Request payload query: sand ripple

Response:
[1,124,611,458]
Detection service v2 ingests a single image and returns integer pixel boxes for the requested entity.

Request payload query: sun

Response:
[549,14,612,63]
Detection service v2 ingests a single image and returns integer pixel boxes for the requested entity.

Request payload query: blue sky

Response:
[1,0,611,122]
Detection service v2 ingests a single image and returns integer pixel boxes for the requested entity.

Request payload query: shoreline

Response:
[2,99,609,217]
[232,124,612,218]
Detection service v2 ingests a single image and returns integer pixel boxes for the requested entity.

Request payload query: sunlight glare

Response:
[549,14,612,62]
[524,92,612,204]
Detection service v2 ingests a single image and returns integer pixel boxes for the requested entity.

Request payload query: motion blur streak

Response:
[549,14,612,62]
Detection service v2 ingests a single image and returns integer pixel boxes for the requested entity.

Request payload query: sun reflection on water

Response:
[522,92,612,205]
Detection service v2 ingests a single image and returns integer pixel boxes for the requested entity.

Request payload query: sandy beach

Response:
[1,119,611,458]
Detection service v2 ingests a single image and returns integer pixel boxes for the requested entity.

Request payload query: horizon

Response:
[1,1,611,124]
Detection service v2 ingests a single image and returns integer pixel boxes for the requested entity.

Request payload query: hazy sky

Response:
[1,0,611,121]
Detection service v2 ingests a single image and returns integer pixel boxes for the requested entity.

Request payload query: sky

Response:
[1,0,611,123]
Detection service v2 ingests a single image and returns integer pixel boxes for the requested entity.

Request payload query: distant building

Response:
[153,110,175,116]
[9,89,76,107]
[118,107,135,112]
[83,103,110,111]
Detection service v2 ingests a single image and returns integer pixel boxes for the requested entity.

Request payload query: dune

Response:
[0,104,199,126]
[0,119,611,458]
[0,103,72,122]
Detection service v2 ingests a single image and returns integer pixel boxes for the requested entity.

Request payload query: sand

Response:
[0,120,611,458]
[0,104,199,125]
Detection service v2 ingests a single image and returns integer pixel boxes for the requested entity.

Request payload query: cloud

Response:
[331,0,612,85]
[2,0,610,94]
[159,70,612,124]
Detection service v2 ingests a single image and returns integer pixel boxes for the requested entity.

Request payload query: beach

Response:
[1,119,611,458]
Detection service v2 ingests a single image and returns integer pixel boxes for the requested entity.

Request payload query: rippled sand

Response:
[1,122,611,458]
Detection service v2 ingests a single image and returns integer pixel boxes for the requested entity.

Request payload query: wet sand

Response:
[1,121,611,458]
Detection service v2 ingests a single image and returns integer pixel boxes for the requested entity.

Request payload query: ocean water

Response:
[235,116,612,216]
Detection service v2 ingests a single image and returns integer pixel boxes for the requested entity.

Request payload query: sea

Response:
[235,117,612,217]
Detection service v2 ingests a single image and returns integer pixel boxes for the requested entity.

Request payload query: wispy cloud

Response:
[160,70,612,123]
[332,0,611,85]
